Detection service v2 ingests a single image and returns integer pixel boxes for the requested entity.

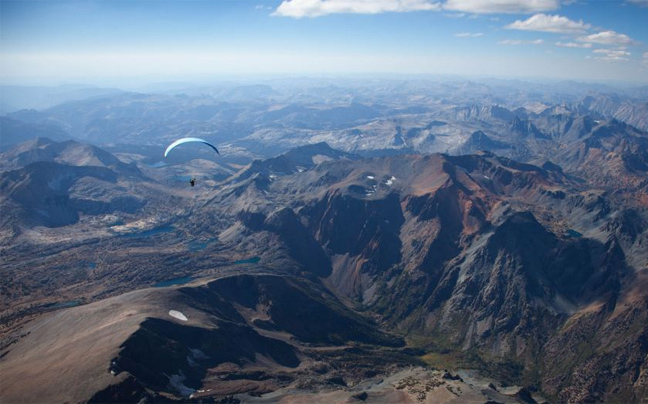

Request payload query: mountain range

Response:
[1,80,647,404]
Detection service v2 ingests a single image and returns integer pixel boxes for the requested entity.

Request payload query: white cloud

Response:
[505,13,589,34]
[443,12,466,17]
[628,0,648,7]
[443,0,560,14]
[556,41,592,48]
[578,30,636,46]
[498,39,544,45]
[455,32,484,37]
[272,0,441,18]
[593,48,631,62]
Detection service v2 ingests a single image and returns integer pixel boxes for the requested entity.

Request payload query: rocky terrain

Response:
[3,80,648,158]
[1,80,648,403]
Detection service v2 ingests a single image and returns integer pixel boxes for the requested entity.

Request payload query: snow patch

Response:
[366,175,375,180]
[169,310,188,321]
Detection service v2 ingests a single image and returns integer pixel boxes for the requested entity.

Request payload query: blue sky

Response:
[1,0,647,85]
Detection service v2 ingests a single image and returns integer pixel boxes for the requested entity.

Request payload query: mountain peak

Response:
[1,138,133,172]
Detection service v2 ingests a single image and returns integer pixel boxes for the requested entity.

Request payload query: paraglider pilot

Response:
[163,138,218,189]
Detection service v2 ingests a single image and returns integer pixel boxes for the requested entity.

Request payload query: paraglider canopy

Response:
[164,137,220,158]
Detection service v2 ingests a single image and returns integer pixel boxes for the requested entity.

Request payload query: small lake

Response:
[187,239,216,252]
[233,256,261,265]
[153,276,194,288]
[566,229,583,238]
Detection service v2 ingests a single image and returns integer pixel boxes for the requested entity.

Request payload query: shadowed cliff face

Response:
[303,191,405,296]
[263,208,333,277]
[116,318,300,393]
[201,275,402,346]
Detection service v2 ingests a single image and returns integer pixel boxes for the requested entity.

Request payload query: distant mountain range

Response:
[3,81,647,167]
[0,84,125,114]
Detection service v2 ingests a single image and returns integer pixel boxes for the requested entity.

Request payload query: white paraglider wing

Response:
[164,137,220,157]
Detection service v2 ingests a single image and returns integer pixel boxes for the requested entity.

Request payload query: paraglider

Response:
[164,137,220,158]
[164,138,220,188]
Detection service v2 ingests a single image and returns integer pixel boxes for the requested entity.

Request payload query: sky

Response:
[1,0,647,85]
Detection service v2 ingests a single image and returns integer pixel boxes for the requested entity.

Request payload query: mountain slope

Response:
[1,275,405,403]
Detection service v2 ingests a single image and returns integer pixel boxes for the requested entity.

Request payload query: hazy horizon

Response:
[2,72,648,88]
[2,0,648,86]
